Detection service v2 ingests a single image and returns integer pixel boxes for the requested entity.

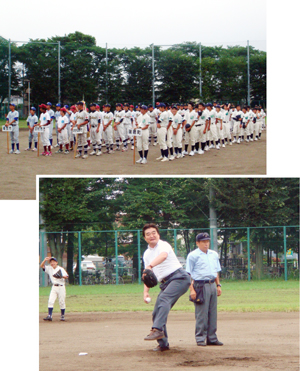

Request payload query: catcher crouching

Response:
[142,223,191,352]
[40,256,69,321]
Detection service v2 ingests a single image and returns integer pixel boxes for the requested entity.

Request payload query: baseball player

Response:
[252,108,259,141]
[122,103,133,152]
[240,107,251,142]
[69,105,77,150]
[256,108,263,139]
[156,103,173,162]
[147,104,158,146]
[5,103,20,154]
[182,102,198,156]
[89,103,102,156]
[246,106,254,141]
[221,104,232,145]
[170,105,183,158]
[46,102,55,147]
[142,223,191,352]
[102,104,114,154]
[186,232,223,347]
[113,103,126,151]
[40,257,69,321]
[56,107,70,154]
[74,101,89,159]
[54,104,61,147]
[25,107,38,152]
[35,104,51,156]
[194,103,207,154]
[206,103,220,150]
[231,104,243,144]
[136,105,150,164]
[215,105,225,148]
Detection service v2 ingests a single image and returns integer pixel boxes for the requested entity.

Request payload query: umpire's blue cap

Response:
[196,232,210,242]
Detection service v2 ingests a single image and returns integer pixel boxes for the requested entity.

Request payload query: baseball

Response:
[146,297,151,303]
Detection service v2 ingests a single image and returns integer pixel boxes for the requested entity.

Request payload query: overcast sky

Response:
[1,0,266,51]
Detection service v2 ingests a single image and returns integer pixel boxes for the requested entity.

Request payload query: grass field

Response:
[0,118,28,129]
[39,280,299,313]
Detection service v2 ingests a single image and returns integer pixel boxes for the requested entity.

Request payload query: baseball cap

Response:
[216,105,221,109]
[64,105,69,109]
[96,105,100,109]
[77,101,84,105]
[148,104,153,108]
[140,105,148,110]
[116,103,122,107]
[90,103,96,107]
[60,107,67,112]
[196,232,210,242]
[105,104,111,108]
[130,105,134,108]
[56,103,61,107]
[39,104,47,109]
[206,103,212,107]
[172,105,178,110]
[30,107,36,111]
[158,103,166,108]
[46,102,52,106]
[124,103,129,107]
[49,257,58,262]
[156,102,160,106]
[9,103,15,106]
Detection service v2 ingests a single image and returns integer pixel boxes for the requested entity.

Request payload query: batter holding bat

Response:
[40,257,69,321]
[142,223,191,352]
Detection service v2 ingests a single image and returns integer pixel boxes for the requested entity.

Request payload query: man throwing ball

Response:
[142,223,191,351]
[40,257,69,321]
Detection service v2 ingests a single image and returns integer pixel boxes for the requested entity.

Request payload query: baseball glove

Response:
[142,269,158,288]
[53,269,63,279]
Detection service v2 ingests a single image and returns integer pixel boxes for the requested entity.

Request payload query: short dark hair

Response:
[142,223,160,237]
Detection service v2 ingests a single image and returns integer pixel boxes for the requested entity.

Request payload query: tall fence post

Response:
[115,230,119,285]
[78,232,82,286]
[247,227,251,281]
[283,226,287,281]
[174,229,177,255]
[210,227,214,251]
[41,232,46,287]
[137,230,141,284]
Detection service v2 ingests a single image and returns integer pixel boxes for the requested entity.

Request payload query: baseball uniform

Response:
[26,113,38,150]
[6,109,20,153]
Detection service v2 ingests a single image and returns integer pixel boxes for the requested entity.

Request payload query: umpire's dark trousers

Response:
[152,269,191,347]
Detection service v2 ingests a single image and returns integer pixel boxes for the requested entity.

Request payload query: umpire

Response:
[186,232,223,346]
[142,223,191,352]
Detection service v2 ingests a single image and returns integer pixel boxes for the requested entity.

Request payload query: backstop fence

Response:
[39,226,299,287]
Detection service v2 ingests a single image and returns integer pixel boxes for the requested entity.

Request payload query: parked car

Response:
[73,261,96,273]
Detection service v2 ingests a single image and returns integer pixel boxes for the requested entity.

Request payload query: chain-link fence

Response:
[39,226,299,286]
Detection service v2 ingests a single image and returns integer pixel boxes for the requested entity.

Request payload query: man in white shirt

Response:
[142,223,191,352]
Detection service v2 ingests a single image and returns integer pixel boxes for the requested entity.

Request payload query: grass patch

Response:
[39,280,299,314]
[0,119,28,129]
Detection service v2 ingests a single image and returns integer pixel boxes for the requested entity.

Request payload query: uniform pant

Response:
[90,125,102,148]
[196,124,206,144]
[166,126,173,148]
[103,125,113,145]
[240,124,250,137]
[233,121,241,137]
[10,125,19,144]
[48,285,66,310]
[49,121,53,140]
[67,124,72,142]
[124,124,133,141]
[152,269,191,348]
[253,122,260,138]
[114,123,126,142]
[41,127,50,146]
[172,128,183,148]
[58,127,69,145]
[258,120,263,134]
[223,122,231,140]
[149,122,157,136]
[137,129,149,151]
[207,123,218,142]
[184,125,197,146]
[77,125,88,149]
[55,122,59,141]
[157,126,167,150]
[248,121,254,135]
[194,282,218,343]
[28,128,38,143]
[216,122,224,140]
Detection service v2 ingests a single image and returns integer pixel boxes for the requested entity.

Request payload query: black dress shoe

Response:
[153,345,170,352]
[197,341,206,346]
[207,340,223,346]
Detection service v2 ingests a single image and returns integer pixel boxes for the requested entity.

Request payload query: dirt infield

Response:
[0,129,266,200]
[40,311,298,371]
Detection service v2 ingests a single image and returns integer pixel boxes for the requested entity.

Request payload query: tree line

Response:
[1,32,266,114]
[39,178,299,282]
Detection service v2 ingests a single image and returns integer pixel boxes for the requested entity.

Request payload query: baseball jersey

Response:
[135,111,142,123]
[241,112,250,124]
[186,110,198,125]
[147,110,157,123]
[186,248,221,281]
[44,264,68,285]
[54,111,61,122]
[231,110,242,122]
[89,111,101,127]
[27,114,38,127]
[114,109,125,123]
[75,110,89,126]
[222,110,230,123]
[215,111,224,123]
[57,115,69,129]
[171,113,183,128]
[6,110,19,125]
[143,239,182,282]
[158,111,171,128]
[47,109,55,122]
[103,111,113,126]
[70,112,76,128]
[197,110,208,125]
[137,113,151,129]
[123,110,133,125]
[40,112,51,126]
[208,109,216,124]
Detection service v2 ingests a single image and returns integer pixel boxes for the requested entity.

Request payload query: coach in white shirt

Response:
[143,223,191,351]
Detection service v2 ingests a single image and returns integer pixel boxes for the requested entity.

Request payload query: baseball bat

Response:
[7,131,9,154]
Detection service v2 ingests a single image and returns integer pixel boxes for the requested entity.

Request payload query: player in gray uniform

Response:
[142,223,191,352]
[25,107,38,151]
[46,102,55,148]
[147,105,158,146]
[54,104,61,147]
[5,103,20,154]
[40,256,69,321]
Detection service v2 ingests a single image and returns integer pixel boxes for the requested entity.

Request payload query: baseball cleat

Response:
[197,341,206,346]
[41,151,47,156]
[131,146,134,150]
[55,149,63,154]
[75,153,81,158]
[64,150,70,154]
[153,142,157,146]
[122,147,128,152]
[32,148,37,151]
[204,146,209,151]
[232,139,236,143]
[182,150,188,155]
[96,150,102,156]
[229,142,232,145]
[198,149,204,154]
[82,154,88,159]
[136,158,143,163]
[209,144,215,149]
[15,150,21,154]
[222,144,225,148]
[89,150,96,155]
[161,157,169,162]
[25,147,31,151]
[169,155,175,161]
[153,345,169,352]
[141,158,147,164]
[43,315,52,321]
[156,156,163,161]
[216,145,220,150]
[144,329,165,341]
[60,315,65,321]
[207,340,223,346]
[237,139,240,144]
[189,151,195,156]
[54,144,59,148]
[246,139,249,142]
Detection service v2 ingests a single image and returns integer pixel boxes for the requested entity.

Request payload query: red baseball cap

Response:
[60,107,67,112]
[39,104,47,109]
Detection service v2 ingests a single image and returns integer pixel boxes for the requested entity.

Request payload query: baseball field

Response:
[39,280,299,371]
[1,125,266,200]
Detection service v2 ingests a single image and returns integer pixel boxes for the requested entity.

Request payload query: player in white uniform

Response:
[251,108,259,141]
[56,107,70,154]
[88,103,102,156]
[74,101,89,159]
[135,105,150,164]
[206,103,220,150]
[69,105,77,150]
[215,105,225,148]
[246,106,254,142]
[221,104,232,145]
[24,107,38,151]
[231,104,243,144]
[40,257,69,321]
[256,108,263,139]
[195,103,208,154]
[182,103,198,156]
[102,104,114,153]
[5,103,20,154]
[240,107,251,142]
[147,105,158,146]
[53,104,61,148]
[46,102,55,148]
[170,105,183,158]
[156,103,173,162]
[113,103,126,151]
[122,103,133,152]
[35,104,51,156]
